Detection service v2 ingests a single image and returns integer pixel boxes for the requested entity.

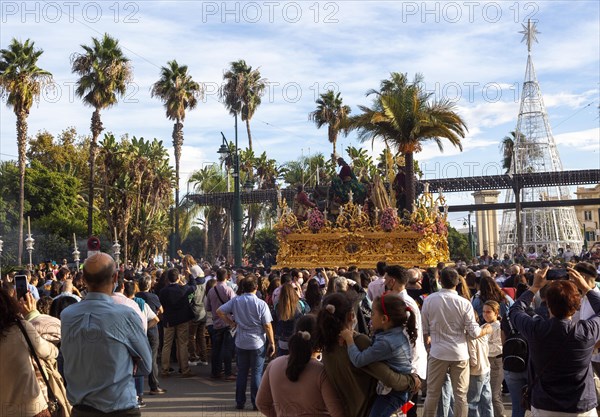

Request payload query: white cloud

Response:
[554,128,600,152]
[1,0,598,185]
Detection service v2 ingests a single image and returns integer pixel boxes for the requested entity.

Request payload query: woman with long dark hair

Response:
[472,276,513,322]
[304,278,322,312]
[256,315,344,416]
[0,288,59,416]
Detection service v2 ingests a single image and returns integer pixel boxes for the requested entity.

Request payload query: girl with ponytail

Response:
[340,292,416,417]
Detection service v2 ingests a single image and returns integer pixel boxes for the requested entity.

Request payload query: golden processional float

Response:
[274,183,450,269]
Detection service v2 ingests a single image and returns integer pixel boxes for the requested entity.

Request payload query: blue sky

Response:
[1,1,599,229]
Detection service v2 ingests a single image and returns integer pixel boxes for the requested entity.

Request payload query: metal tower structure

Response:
[498,20,583,256]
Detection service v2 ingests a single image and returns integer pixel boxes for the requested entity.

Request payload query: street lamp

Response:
[219,119,243,267]
[0,236,3,275]
[463,211,475,260]
[25,234,35,271]
[112,239,121,268]
[243,178,254,192]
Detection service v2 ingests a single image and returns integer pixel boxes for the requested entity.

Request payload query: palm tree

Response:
[500,132,516,173]
[151,60,202,249]
[220,59,266,151]
[188,166,229,260]
[350,73,467,213]
[0,38,53,265]
[309,90,351,161]
[71,33,132,237]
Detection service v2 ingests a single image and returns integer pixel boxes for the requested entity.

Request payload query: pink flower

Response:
[380,208,399,232]
[307,209,325,232]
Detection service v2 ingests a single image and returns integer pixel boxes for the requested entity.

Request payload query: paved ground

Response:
[141,361,515,417]
[142,361,262,417]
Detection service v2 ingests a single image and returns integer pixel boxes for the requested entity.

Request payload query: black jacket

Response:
[159,283,194,326]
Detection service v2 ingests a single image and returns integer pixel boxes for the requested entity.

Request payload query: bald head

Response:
[83,253,117,288]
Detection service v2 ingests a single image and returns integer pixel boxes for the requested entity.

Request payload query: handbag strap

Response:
[16,319,58,405]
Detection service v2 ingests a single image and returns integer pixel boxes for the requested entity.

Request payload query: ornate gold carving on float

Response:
[275,184,450,269]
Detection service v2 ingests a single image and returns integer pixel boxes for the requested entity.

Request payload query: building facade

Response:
[575,184,600,248]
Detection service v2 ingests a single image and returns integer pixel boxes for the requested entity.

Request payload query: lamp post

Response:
[0,236,3,275]
[112,239,121,268]
[25,234,34,271]
[73,234,81,270]
[218,115,243,267]
[463,211,475,260]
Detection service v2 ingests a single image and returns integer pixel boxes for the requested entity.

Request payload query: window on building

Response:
[585,231,596,243]
[584,211,592,221]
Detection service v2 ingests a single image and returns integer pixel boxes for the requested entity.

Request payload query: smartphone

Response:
[15,274,28,300]
[547,268,568,280]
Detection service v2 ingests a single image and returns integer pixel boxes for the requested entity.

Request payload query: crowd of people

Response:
[2,246,600,417]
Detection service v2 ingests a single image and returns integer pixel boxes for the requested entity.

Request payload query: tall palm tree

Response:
[309,90,351,161]
[220,59,266,151]
[351,73,467,213]
[500,132,516,174]
[0,38,53,265]
[151,60,201,250]
[71,33,131,237]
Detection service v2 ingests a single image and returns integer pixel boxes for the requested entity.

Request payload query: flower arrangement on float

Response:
[380,207,400,232]
[307,209,325,232]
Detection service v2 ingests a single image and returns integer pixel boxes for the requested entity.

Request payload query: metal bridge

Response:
[186,169,600,210]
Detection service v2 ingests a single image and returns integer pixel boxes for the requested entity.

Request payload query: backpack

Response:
[188,283,207,323]
[502,312,528,372]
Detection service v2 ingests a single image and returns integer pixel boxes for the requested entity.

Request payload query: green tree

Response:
[27,128,89,179]
[247,228,278,264]
[151,60,201,249]
[281,153,333,188]
[99,134,174,264]
[220,59,266,151]
[351,73,467,213]
[0,159,91,265]
[0,38,53,265]
[309,90,351,161]
[71,33,132,237]
[188,165,229,261]
[448,226,471,262]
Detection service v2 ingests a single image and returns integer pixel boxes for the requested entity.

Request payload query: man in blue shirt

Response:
[61,252,152,417]
[217,276,275,411]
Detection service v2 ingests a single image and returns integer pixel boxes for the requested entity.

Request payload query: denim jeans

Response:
[369,390,409,417]
[147,328,160,391]
[235,345,266,408]
[504,370,528,417]
[467,372,493,417]
[211,327,233,377]
[134,375,143,397]
[437,373,454,417]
